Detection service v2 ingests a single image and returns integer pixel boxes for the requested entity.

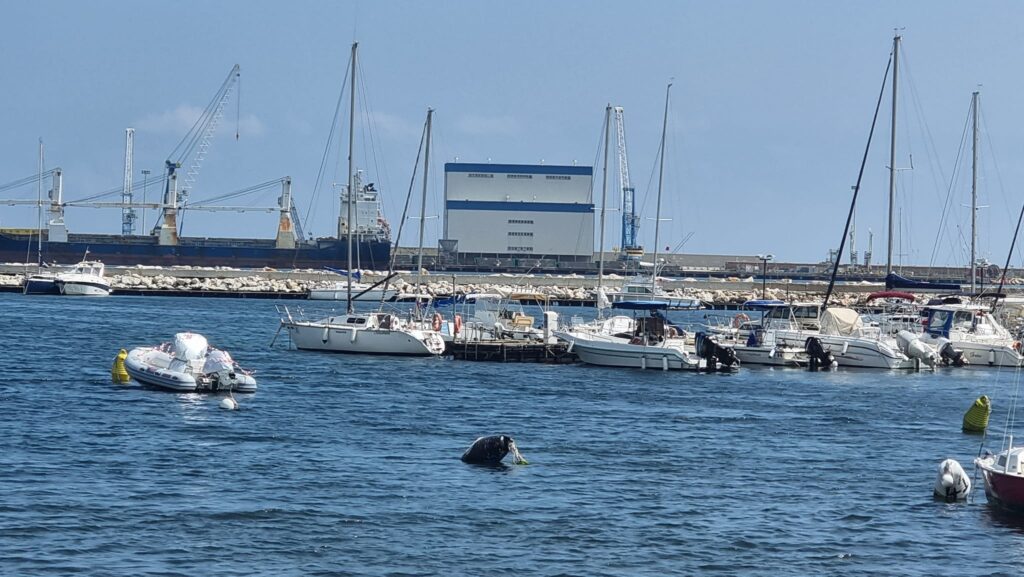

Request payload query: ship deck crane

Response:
[157,64,241,245]
[613,106,643,260]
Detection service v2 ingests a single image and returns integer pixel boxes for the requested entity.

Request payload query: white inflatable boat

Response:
[125,332,257,393]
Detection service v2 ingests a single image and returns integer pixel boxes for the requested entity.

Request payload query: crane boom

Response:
[613,106,642,260]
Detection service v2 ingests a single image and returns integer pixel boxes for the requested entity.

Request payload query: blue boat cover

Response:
[884,272,960,292]
[324,267,361,281]
[743,299,785,309]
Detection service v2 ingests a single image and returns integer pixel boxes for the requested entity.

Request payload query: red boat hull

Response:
[981,467,1024,511]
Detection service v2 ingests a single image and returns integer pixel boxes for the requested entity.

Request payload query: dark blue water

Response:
[3,293,1024,576]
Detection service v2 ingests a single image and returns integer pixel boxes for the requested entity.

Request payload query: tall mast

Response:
[970,90,979,293]
[597,105,611,316]
[36,138,44,269]
[652,82,672,286]
[346,42,358,312]
[415,108,433,313]
[886,33,900,276]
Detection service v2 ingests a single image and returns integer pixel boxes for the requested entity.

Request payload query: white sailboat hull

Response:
[285,320,445,356]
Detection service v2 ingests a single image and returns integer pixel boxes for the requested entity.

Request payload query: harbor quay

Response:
[0,262,947,306]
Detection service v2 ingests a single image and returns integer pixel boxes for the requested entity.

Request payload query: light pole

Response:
[141,169,151,233]
[757,254,774,299]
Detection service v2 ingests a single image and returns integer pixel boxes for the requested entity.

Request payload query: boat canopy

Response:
[819,307,863,336]
[885,272,960,292]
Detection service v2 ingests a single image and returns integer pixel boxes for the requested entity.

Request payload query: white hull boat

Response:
[307,283,398,302]
[557,330,702,370]
[125,332,256,393]
[281,309,445,356]
[55,260,111,296]
[921,304,1023,368]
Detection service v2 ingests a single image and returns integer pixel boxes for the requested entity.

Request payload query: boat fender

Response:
[963,395,991,433]
[454,314,463,335]
[933,458,971,501]
[220,397,239,410]
[432,313,442,332]
[111,349,130,384]
[732,313,750,329]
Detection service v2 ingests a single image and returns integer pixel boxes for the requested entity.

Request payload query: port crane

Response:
[613,106,643,260]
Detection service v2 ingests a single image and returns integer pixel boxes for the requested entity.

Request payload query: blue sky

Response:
[3,1,1024,267]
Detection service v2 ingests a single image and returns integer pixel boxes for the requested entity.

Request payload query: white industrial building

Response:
[443,163,594,265]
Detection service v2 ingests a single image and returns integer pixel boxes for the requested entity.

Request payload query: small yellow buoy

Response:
[963,395,991,433]
[111,349,130,384]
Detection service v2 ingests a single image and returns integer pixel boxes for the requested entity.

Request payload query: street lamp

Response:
[757,254,774,299]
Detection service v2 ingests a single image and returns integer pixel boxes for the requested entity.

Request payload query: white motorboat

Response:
[920,303,1023,367]
[55,260,111,296]
[773,307,937,369]
[124,332,257,392]
[281,307,445,356]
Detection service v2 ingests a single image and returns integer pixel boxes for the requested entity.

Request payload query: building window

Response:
[507,174,533,179]
[507,219,534,225]
[508,246,534,252]
[508,231,534,237]
[468,173,494,178]
[546,175,571,180]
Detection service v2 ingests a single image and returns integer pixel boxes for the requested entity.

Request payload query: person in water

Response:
[461,435,528,465]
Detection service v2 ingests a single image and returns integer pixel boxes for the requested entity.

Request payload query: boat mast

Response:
[415,108,433,315]
[651,82,671,288]
[346,42,357,313]
[970,90,979,293]
[36,138,44,270]
[597,104,611,317]
[886,33,900,277]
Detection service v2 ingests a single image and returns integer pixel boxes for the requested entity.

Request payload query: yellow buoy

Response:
[111,349,131,384]
[963,395,991,433]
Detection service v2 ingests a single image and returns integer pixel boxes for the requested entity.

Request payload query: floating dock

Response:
[446,341,578,363]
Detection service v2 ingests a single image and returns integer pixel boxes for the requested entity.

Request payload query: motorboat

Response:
[606,274,702,309]
[439,293,552,343]
[55,260,111,296]
[555,302,738,371]
[773,307,937,369]
[920,303,1023,367]
[124,332,257,392]
[280,307,445,356]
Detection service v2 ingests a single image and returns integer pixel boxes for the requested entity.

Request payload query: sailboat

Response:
[774,34,939,370]
[22,141,60,295]
[279,43,444,357]
[556,85,734,371]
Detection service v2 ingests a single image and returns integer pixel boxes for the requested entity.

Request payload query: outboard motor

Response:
[895,330,939,368]
[934,337,968,367]
[695,332,740,371]
[804,336,835,370]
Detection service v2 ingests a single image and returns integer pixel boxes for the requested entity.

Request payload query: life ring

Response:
[453,314,463,335]
[432,313,443,332]
[732,313,751,329]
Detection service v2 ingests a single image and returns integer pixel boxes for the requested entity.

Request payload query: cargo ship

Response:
[0,167,391,270]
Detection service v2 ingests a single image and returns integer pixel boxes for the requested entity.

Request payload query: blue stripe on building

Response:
[444,163,592,176]
[446,200,593,213]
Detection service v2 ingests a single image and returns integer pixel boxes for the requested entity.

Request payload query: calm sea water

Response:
[3,293,1024,576]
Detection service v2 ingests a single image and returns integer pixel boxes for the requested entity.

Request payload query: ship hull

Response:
[0,232,391,270]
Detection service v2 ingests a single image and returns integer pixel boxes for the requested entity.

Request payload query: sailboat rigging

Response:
[278,43,444,356]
